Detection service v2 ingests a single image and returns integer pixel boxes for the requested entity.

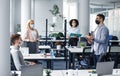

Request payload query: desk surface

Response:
[39,40,66,42]
[109,40,120,42]
[66,46,91,53]
[39,45,51,49]
[12,69,120,76]
[23,54,64,60]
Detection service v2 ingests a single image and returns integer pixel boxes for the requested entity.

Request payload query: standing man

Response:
[86,14,109,67]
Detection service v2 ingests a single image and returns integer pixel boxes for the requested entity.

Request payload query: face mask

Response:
[30,24,34,28]
[19,41,23,46]
[95,20,100,24]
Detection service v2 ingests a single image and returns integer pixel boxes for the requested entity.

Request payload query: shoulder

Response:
[101,25,108,29]
[10,49,18,55]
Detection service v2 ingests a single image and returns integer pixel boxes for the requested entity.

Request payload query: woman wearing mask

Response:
[67,19,80,46]
[24,19,39,53]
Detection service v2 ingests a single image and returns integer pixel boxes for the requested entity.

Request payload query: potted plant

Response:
[46,69,51,76]
[49,4,60,17]
[80,43,85,47]
[49,4,63,24]
[55,41,61,49]
[50,23,56,31]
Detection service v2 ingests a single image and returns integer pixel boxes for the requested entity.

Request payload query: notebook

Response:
[70,33,82,37]
[96,61,114,76]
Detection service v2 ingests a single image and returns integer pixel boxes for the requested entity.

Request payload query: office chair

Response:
[11,54,17,71]
[108,45,120,68]
[11,53,43,76]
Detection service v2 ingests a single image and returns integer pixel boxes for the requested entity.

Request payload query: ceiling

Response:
[90,0,120,8]
[67,0,120,8]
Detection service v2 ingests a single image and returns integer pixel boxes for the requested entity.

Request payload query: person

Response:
[24,19,39,53]
[67,19,80,46]
[10,34,36,70]
[86,14,109,67]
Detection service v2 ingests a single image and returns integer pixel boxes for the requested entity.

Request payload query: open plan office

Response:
[0,0,120,76]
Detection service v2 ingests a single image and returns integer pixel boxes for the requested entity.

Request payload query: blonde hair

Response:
[26,19,34,30]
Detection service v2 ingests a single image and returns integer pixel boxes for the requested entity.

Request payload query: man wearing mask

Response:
[86,14,109,67]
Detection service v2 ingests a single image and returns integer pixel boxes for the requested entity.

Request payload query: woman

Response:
[10,34,35,70]
[68,19,80,46]
[24,19,39,53]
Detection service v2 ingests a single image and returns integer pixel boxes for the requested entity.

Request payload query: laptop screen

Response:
[96,61,114,76]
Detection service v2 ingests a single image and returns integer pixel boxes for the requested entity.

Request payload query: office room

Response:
[0,0,120,76]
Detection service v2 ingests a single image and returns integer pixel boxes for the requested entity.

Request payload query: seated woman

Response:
[10,34,36,70]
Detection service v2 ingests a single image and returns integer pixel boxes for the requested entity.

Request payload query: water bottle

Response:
[50,49,55,58]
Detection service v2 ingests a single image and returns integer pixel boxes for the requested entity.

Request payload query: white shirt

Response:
[10,46,25,70]
[93,27,99,52]
[67,27,80,36]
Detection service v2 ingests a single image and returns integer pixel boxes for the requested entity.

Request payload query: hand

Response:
[29,61,36,65]
[86,35,94,44]
[87,39,93,44]
[86,35,94,40]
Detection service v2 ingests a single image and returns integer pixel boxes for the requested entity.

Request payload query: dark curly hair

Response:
[11,34,21,45]
[97,14,105,21]
[69,19,79,27]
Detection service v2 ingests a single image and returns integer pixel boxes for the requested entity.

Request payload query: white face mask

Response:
[30,24,34,28]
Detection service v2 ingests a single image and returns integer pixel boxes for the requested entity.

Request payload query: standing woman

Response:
[68,19,80,46]
[24,19,39,53]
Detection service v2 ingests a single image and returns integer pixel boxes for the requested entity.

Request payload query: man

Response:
[86,14,109,67]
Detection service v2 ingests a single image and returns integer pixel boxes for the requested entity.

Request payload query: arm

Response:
[11,50,22,70]
[23,30,30,41]
[86,35,94,44]
[35,29,39,41]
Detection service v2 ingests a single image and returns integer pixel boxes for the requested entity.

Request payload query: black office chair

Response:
[79,46,94,69]
[11,54,17,71]
[108,45,120,68]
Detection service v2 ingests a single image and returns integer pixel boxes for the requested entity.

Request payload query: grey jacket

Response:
[91,24,109,55]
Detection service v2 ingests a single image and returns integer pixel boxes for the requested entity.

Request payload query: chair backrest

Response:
[11,54,17,70]
[109,46,120,53]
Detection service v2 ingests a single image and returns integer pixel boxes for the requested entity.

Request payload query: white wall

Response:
[10,0,21,34]
[34,0,63,36]
[15,0,21,33]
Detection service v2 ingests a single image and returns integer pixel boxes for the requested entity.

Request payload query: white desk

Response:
[12,69,120,76]
[39,45,51,49]
[66,46,91,53]
[23,54,64,69]
[39,40,68,42]
[66,46,84,53]
[66,46,91,69]
[23,54,64,60]
[109,40,120,42]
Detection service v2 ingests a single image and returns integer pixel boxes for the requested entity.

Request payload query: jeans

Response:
[93,52,107,68]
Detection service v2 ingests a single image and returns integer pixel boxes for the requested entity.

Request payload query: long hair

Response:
[26,19,34,30]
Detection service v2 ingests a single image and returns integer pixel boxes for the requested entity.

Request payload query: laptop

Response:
[96,61,114,76]
[21,64,43,76]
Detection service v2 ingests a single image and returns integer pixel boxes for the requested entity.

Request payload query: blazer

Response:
[91,24,109,55]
